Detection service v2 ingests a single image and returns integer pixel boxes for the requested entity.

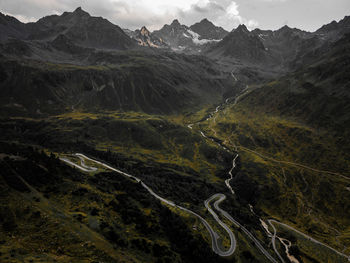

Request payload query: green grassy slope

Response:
[194,101,350,262]
[0,111,274,262]
[191,36,350,261]
[0,141,231,263]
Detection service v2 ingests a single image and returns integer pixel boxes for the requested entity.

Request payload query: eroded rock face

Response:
[128,26,168,48]
[207,24,270,64]
[152,19,227,52]
[189,18,228,40]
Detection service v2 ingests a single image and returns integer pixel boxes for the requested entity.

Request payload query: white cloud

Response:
[1,0,349,32]
[0,0,259,31]
[176,0,259,31]
[257,0,287,2]
[227,2,239,16]
[3,12,37,23]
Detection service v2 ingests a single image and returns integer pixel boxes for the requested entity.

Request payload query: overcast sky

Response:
[1,0,349,32]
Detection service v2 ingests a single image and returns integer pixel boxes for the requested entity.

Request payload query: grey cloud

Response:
[192,2,225,13]
[176,0,251,31]
[0,0,349,32]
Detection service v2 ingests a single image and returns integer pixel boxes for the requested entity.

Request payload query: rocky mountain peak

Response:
[278,25,292,32]
[72,7,90,17]
[235,24,249,33]
[189,18,228,40]
[171,19,181,27]
[199,18,211,25]
[140,26,150,37]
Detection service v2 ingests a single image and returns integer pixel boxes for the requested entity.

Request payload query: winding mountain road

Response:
[188,75,350,262]
[61,72,350,262]
[65,153,238,257]
[208,194,279,263]
[205,194,237,256]
[60,157,97,172]
[186,102,279,262]
[268,219,350,261]
[70,152,279,261]
[267,219,286,263]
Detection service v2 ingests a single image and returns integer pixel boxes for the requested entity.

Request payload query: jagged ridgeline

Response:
[0,8,232,116]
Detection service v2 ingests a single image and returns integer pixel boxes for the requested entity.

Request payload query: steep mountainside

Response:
[251,26,315,69]
[0,12,27,41]
[0,11,233,116]
[189,18,228,40]
[315,16,350,41]
[152,19,194,51]
[0,51,229,116]
[152,19,223,52]
[240,33,350,132]
[209,16,350,71]
[207,25,270,64]
[0,7,136,50]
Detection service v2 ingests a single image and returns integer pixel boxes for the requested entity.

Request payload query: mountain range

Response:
[0,7,349,123]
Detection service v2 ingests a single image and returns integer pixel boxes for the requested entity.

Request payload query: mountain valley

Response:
[0,6,349,263]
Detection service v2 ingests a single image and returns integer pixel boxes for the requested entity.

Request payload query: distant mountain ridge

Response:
[238,32,350,132]
[124,26,168,48]
[206,16,350,69]
[1,7,349,61]
[206,24,269,64]
[0,7,136,50]
[152,19,226,52]
[315,16,350,40]
[190,19,228,40]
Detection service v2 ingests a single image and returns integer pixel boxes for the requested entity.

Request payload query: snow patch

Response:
[186,29,222,45]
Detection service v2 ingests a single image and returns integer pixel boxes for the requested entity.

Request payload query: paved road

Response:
[268,219,350,261]
[267,219,286,263]
[188,70,350,262]
[60,157,96,172]
[211,194,279,263]
[76,155,98,171]
[187,93,279,262]
[68,153,238,257]
[205,194,237,256]
[238,146,350,181]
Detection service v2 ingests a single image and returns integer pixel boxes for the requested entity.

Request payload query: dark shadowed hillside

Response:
[0,52,229,116]
[0,7,136,50]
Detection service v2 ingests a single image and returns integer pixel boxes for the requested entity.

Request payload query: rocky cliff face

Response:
[126,26,168,48]
[189,18,228,40]
[152,19,224,52]
[207,25,269,64]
